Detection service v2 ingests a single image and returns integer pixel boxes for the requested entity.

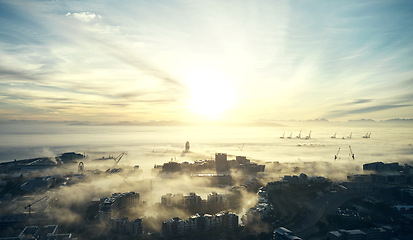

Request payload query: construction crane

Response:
[25,196,48,216]
[113,152,126,165]
[296,130,302,139]
[305,131,312,140]
[287,133,292,139]
[347,132,352,139]
[239,143,245,151]
[349,146,355,160]
[331,133,337,139]
[280,132,285,139]
[362,132,371,138]
[335,148,341,160]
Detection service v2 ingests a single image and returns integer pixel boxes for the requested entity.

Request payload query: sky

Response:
[0,0,413,123]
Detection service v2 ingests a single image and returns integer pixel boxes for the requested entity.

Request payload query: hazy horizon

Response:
[1,122,412,171]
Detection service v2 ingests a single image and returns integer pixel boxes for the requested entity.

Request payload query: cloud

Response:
[1,0,413,122]
[327,104,411,119]
[0,68,39,81]
[66,12,102,22]
[351,99,372,105]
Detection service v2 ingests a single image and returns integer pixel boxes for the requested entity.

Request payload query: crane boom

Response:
[335,148,341,160]
[25,195,48,216]
[349,146,354,160]
[114,152,126,165]
[305,131,312,140]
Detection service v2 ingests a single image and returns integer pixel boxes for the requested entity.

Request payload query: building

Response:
[101,192,140,210]
[57,152,85,163]
[327,227,392,240]
[337,208,361,228]
[162,212,239,237]
[161,193,184,207]
[99,192,140,222]
[245,186,272,223]
[236,156,250,164]
[213,211,238,230]
[273,227,302,240]
[363,162,401,172]
[20,158,58,172]
[109,217,143,235]
[162,161,181,172]
[191,173,232,186]
[184,192,202,208]
[347,173,412,185]
[207,192,226,205]
[215,153,229,172]
[328,229,365,240]
[20,176,54,192]
[162,217,185,236]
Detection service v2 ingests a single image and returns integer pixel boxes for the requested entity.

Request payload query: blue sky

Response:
[0,0,412,123]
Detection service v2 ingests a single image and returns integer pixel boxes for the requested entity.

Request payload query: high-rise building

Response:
[99,192,140,222]
[161,193,184,207]
[207,192,225,205]
[110,217,143,235]
[215,153,229,172]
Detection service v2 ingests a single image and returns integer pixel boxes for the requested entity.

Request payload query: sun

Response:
[186,68,234,119]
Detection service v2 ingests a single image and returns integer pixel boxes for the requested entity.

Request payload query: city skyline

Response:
[1,0,413,123]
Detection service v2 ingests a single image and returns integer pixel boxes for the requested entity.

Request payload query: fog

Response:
[1,121,412,232]
[1,121,412,165]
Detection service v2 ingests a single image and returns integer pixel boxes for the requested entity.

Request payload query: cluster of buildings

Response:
[157,153,265,187]
[56,152,85,163]
[0,157,58,174]
[363,162,411,173]
[109,217,143,236]
[161,192,226,208]
[216,154,266,174]
[162,212,238,237]
[158,153,265,175]
[245,186,273,222]
[20,176,55,192]
[190,173,233,186]
[327,227,393,240]
[99,192,140,222]
[336,208,361,228]
[348,162,413,185]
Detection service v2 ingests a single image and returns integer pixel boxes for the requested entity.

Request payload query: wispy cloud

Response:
[0,0,413,122]
[351,99,372,105]
[326,104,411,119]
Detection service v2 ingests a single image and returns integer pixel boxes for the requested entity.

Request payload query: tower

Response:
[185,141,190,153]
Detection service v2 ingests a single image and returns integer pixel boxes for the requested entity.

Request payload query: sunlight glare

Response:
[186,68,235,119]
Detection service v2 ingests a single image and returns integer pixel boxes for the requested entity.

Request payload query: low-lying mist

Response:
[1,122,412,234]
